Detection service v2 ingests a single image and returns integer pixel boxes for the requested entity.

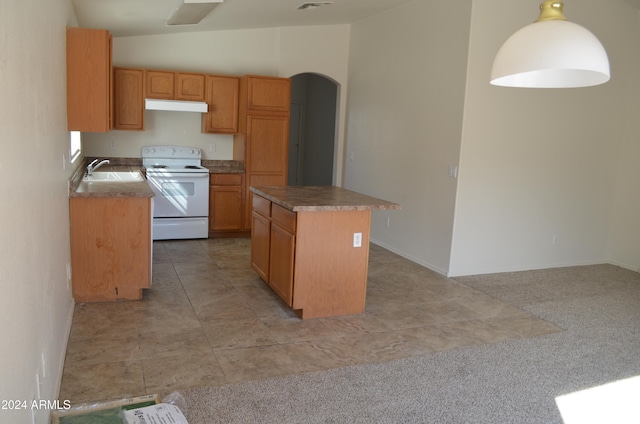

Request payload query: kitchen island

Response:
[250,186,400,319]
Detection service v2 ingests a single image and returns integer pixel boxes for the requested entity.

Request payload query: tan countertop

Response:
[250,186,401,212]
[69,165,154,198]
[69,158,244,197]
[202,160,244,174]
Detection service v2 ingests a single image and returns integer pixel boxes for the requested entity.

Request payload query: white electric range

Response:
[142,146,210,240]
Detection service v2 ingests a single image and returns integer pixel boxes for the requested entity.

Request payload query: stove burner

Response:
[152,165,168,168]
[185,165,202,169]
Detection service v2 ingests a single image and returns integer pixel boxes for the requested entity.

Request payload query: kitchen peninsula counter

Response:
[250,185,400,319]
[68,163,153,302]
[68,165,154,198]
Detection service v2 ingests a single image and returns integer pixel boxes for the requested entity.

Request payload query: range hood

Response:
[145,99,208,113]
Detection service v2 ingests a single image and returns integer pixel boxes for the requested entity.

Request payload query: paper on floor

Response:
[124,402,189,424]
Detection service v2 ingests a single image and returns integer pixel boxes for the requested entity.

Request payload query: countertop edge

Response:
[250,186,401,212]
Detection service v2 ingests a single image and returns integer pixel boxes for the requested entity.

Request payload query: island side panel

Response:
[70,196,151,302]
[292,209,371,319]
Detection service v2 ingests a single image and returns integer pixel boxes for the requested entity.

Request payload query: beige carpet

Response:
[178,264,640,423]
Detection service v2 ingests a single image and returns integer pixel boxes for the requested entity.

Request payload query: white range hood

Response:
[145,98,208,113]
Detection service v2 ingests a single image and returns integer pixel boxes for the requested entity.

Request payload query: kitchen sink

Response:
[82,171,144,182]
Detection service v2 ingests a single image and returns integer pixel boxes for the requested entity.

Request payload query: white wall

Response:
[450,0,640,276]
[84,25,351,185]
[345,0,472,274]
[0,0,77,422]
[83,0,640,280]
[608,7,640,272]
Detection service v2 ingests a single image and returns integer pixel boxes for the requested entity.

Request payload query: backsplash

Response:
[82,110,235,160]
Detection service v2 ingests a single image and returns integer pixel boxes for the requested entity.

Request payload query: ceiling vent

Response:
[297,2,334,10]
[167,0,223,26]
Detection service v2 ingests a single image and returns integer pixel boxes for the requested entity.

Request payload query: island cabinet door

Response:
[269,222,295,306]
[250,209,271,282]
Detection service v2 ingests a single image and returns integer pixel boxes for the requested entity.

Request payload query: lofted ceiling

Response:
[70,0,415,37]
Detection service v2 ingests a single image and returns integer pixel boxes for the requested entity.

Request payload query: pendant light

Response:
[490,1,610,88]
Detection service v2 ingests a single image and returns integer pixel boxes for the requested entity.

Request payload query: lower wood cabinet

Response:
[70,196,152,302]
[268,208,296,306]
[250,205,271,282]
[209,173,245,237]
[250,193,371,319]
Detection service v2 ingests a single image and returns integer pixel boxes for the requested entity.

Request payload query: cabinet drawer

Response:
[210,173,242,186]
[271,204,296,233]
[253,194,271,217]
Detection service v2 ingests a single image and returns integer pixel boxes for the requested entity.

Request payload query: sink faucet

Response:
[86,159,110,176]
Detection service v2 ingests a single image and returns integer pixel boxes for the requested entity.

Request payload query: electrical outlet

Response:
[209,143,216,153]
[385,216,390,227]
[353,232,362,247]
[110,139,116,149]
[448,165,458,178]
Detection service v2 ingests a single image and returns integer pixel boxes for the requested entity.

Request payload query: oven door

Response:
[147,172,209,218]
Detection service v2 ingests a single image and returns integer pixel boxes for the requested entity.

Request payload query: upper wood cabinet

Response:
[145,70,205,101]
[113,67,145,131]
[235,75,291,230]
[246,76,291,113]
[66,27,113,132]
[145,70,174,99]
[176,72,206,101]
[202,75,239,134]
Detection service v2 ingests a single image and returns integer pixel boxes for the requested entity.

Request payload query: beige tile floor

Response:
[59,238,561,403]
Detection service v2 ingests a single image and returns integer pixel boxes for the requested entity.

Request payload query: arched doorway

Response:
[288,73,338,186]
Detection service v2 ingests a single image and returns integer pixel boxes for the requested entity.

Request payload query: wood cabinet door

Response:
[247,115,289,174]
[251,210,271,282]
[246,76,291,113]
[176,72,206,101]
[66,27,112,132]
[269,222,295,306]
[209,185,243,231]
[114,68,144,130]
[202,75,239,134]
[145,70,174,99]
